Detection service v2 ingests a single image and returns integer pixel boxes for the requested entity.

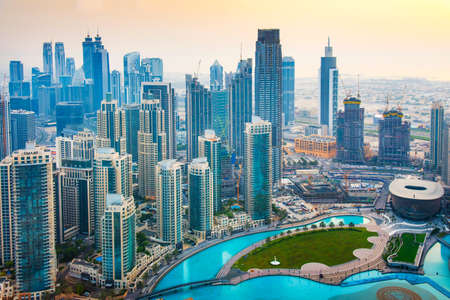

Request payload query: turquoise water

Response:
[155,215,367,290]
[152,217,450,299]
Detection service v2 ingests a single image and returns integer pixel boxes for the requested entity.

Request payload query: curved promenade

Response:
[145,212,366,294]
[217,219,389,285]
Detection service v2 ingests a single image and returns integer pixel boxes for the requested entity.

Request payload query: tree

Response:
[303,226,308,231]
[329,222,335,228]
[349,222,355,227]
[265,237,271,243]
[339,221,344,227]
[137,281,144,289]
[287,230,292,235]
[311,224,317,229]
[319,222,326,228]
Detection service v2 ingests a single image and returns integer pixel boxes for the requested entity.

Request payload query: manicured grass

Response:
[392,233,425,264]
[234,228,377,271]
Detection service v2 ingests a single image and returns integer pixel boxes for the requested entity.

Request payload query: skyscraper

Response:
[186,76,211,161]
[93,148,132,249]
[141,82,177,159]
[92,35,111,111]
[378,107,410,166]
[54,42,66,82]
[96,94,127,155]
[10,110,36,151]
[211,90,229,143]
[430,101,445,170]
[55,102,84,136]
[82,34,100,79]
[188,157,213,239]
[282,56,295,125]
[442,123,450,185]
[0,92,10,160]
[210,60,224,91]
[43,42,53,80]
[142,58,163,82]
[244,117,272,221]
[66,57,76,77]
[319,38,339,136]
[124,52,141,104]
[102,194,136,288]
[198,130,222,213]
[111,70,122,106]
[1,147,56,296]
[57,130,95,237]
[138,97,166,199]
[9,60,24,82]
[157,160,183,246]
[255,29,282,185]
[336,95,365,164]
[230,58,252,157]
[124,103,140,162]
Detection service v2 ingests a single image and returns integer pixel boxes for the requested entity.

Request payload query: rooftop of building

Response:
[296,134,336,143]
[106,193,124,207]
[159,159,179,170]
[389,179,444,200]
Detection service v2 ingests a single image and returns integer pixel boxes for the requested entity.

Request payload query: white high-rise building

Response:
[157,160,183,246]
[188,157,213,239]
[93,148,132,249]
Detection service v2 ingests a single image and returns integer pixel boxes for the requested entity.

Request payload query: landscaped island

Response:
[234,228,378,271]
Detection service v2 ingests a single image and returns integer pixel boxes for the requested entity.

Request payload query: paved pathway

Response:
[218,218,389,286]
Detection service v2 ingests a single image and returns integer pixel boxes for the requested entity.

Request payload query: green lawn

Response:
[392,233,425,264]
[234,228,377,271]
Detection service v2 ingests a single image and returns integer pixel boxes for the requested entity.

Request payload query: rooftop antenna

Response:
[328,36,330,47]
[385,94,390,111]
[240,42,243,61]
[194,59,201,78]
[340,75,351,97]
[357,74,360,98]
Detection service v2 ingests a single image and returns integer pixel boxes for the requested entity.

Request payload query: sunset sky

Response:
[1,0,450,80]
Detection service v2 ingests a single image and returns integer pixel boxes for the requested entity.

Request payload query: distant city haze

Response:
[1,0,450,80]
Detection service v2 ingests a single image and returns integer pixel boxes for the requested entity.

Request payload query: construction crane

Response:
[194,59,201,78]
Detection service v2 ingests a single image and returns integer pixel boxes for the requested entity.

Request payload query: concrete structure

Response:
[69,258,101,284]
[141,82,176,159]
[93,148,132,249]
[198,130,222,213]
[0,147,56,297]
[188,157,214,239]
[255,29,282,185]
[157,160,183,247]
[138,97,166,199]
[210,60,224,91]
[319,38,339,137]
[389,179,443,220]
[102,194,136,288]
[282,56,295,125]
[244,117,272,221]
[230,58,252,157]
[186,76,211,162]
[378,108,410,166]
[430,101,445,170]
[96,94,127,155]
[336,95,365,164]
[294,135,336,159]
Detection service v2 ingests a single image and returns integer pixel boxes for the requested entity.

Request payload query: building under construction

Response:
[336,95,365,164]
[378,107,410,166]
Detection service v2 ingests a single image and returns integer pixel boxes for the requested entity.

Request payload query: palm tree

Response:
[329,222,335,228]
[311,224,317,229]
[339,221,344,227]
[319,221,326,228]
[349,222,355,227]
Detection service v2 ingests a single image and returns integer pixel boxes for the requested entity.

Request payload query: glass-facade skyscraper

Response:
[244,117,272,221]
[282,56,295,125]
[92,37,110,111]
[188,157,213,239]
[102,194,136,288]
[210,60,224,91]
[186,76,211,161]
[66,57,76,78]
[43,42,53,80]
[230,58,252,157]
[211,90,229,143]
[111,70,122,105]
[430,101,445,170]
[54,42,66,83]
[124,52,141,104]
[10,109,36,151]
[255,29,282,185]
[198,130,222,213]
[319,38,339,136]
[9,60,24,82]
[0,93,10,161]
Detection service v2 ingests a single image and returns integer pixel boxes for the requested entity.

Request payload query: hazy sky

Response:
[1,0,450,80]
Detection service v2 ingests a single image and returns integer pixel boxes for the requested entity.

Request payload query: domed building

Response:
[389,179,443,220]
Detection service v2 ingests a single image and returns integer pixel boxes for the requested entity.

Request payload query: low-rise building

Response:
[211,211,264,237]
[69,259,101,285]
[0,278,15,299]
[294,135,336,159]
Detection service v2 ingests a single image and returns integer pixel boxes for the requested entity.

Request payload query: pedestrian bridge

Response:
[137,279,228,299]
